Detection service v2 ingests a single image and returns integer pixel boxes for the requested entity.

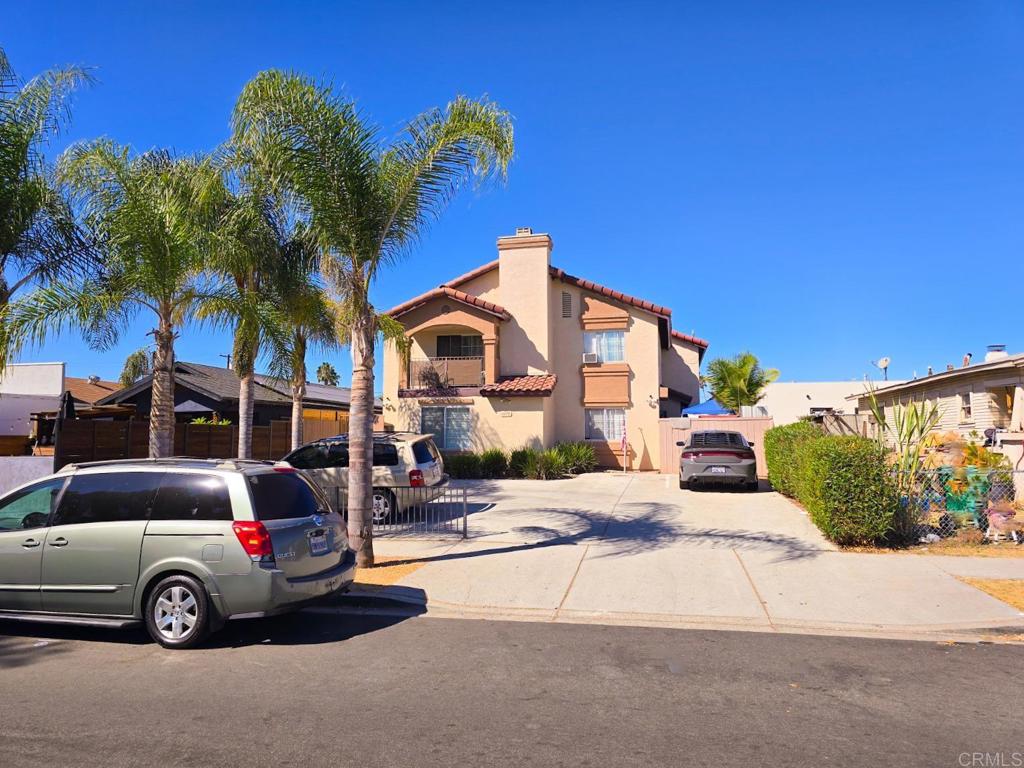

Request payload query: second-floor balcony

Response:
[407,356,485,389]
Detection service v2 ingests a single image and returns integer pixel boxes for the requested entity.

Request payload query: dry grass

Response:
[354,556,427,587]
[958,578,1024,612]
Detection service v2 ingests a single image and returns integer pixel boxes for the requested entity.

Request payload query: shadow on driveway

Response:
[382,502,823,567]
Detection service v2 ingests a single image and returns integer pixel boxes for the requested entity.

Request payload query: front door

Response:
[40,471,162,616]
[0,478,67,612]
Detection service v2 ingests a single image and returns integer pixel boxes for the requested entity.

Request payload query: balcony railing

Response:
[407,357,484,389]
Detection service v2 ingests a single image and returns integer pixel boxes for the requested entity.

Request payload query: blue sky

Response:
[6,0,1023,388]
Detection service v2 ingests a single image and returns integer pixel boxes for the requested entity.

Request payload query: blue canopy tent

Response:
[681,398,734,416]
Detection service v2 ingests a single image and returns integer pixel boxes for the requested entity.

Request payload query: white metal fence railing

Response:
[333,485,468,537]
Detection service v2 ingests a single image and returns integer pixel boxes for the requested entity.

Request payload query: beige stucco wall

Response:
[756,381,866,425]
[621,308,663,471]
[496,235,552,375]
[390,395,547,451]
[662,340,702,403]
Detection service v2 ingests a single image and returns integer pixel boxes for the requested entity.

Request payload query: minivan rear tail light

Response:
[409,469,425,487]
[232,521,274,561]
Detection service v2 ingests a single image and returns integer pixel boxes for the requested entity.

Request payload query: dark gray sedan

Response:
[678,430,758,491]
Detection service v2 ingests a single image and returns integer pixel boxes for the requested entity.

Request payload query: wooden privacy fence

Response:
[54,413,349,470]
[658,416,775,477]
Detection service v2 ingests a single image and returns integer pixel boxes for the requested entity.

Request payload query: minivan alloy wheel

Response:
[153,585,198,640]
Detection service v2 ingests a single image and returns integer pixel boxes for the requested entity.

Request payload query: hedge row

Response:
[443,442,598,480]
[764,423,901,546]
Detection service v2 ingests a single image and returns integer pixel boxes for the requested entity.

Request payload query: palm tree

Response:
[119,347,152,387]
[277,265,336,451]
[201,147,293,459]
[4,141,220,457]
[233,70,513,566]
[703,352,780,413]
[0,47,94,367]
[316,362,339,387]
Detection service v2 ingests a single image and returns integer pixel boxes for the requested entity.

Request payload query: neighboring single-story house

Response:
[0,362,65,454]
[381,227,708,470]
[847,346,1024,471]
[66,375,121,406]
[97,360,381,426]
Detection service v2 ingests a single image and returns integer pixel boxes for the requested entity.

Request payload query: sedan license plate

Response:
[309,533,329,556]
[709,466,728,474]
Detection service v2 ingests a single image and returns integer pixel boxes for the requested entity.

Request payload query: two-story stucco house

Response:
[381,228,707,470]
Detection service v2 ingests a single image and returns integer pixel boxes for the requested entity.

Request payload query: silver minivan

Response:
[0,459,355,648]
[283,432,448,523]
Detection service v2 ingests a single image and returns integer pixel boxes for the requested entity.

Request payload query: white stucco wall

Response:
[752,381,874,425]
[0,363,65,437]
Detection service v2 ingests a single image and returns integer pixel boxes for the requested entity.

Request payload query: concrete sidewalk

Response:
[341,474,1024,640]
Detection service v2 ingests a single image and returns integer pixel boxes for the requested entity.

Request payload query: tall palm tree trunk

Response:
[346,314,375,568]
[290,333,307,450]
[237,371,254,459]
[150,320,176,458]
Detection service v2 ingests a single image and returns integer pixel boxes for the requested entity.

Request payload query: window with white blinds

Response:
[421,406,474,450]
[585,408,625,442]
[583,331,625,362]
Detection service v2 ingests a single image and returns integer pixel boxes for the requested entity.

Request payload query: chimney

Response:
[985,344,1009,363]
[496,228,553,375]
[962,352,972,368]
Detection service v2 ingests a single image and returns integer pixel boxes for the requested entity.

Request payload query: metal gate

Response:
[333,485,468,537]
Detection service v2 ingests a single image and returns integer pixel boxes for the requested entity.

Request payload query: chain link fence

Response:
[905,469,1022,542]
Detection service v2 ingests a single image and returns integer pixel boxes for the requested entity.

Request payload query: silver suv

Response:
[283,432,447,523]
[0,459,355,649]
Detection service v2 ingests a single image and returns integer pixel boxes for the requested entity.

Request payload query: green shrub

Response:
[478,448,508,478]
[508,447,536,478]
[527,448,566,480]
[444,452,481,479]
[763,421,822,496]
[797,435,900,546]
[553,441,598,475]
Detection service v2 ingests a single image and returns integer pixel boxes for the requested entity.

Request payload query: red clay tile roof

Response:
[480,374,557,397]
[670,329,710,349]
[65,376,121,405]
[386,285,509,320]
[549,268,673,318]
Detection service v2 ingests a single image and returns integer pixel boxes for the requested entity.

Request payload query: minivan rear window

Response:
[411,439,439,464]
[247,471,323,520]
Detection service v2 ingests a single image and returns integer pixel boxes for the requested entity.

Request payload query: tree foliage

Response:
[703,352,779,412]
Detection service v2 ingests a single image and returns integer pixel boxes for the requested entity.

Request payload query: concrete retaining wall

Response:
[0,456,55,496]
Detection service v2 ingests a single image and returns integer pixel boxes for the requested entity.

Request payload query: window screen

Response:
[54,472,163,526]
[583,331,625,363]
[421,406,473,450]
[585,408,626,442]
[436,335,483,358]
[151,473,233,521]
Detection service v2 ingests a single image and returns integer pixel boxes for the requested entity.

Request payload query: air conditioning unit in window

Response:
[582,352,599,365]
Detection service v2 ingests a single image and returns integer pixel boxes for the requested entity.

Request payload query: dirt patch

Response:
[958,578,1024,612]
[845,528,1024,558]
[355,556,427,587]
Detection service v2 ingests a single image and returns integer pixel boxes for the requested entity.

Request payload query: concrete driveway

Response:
[357,474,1024,638]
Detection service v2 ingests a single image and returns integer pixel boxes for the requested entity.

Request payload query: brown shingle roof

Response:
[480,374,557,397]
[670,329,710,349]
[66,376,121,405]
[386,285,510,320]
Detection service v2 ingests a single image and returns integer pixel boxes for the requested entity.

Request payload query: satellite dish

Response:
[871,357,891,381]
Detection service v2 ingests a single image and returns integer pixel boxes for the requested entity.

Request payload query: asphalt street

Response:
[1,612,1021,768]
